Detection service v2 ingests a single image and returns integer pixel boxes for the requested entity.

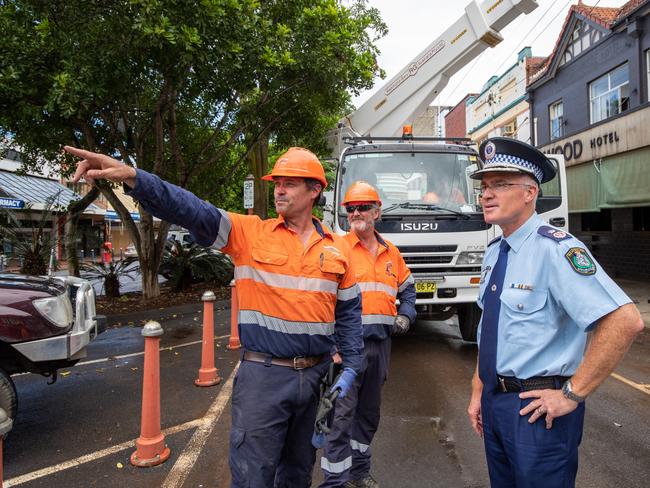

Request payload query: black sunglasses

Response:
[345,204,374,213]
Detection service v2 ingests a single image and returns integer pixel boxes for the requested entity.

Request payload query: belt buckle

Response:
[293,356,307,370]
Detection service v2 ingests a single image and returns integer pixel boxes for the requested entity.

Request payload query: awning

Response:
[566,146,650,213]
[0,170,102,214]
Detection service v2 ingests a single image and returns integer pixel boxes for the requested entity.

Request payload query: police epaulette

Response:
[487,236,502,247]
[538,225,571,242]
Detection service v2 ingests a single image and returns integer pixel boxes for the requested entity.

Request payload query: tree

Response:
[0,0,385,297]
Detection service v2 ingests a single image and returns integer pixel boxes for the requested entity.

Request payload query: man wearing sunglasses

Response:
[64,145,363,488]
[320,181,416,488]
[466,137,643,487]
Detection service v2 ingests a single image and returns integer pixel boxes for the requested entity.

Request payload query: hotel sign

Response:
[540,106,650,166]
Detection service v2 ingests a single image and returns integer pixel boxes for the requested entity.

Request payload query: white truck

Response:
[324,0,568,342]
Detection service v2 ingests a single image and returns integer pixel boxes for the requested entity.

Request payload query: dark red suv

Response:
[0,273,106,420]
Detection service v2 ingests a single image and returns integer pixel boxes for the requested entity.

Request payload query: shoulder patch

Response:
[487,236,502,247]
[538,225,572,242]
[565,247,596,275]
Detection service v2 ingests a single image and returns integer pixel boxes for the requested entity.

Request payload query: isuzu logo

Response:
[400,222,439,231]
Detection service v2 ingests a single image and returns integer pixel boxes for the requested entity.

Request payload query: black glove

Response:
[392,315,410,335]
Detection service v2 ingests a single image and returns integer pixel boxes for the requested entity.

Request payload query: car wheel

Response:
[0,368,17,423]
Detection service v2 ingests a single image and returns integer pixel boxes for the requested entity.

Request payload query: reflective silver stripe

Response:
[398,274,415,293]
[235,266,338,295]
[212,209,232,249]
[320,455,352,474]
[350,439,370,453]
[358,281,397,297]
[239,310,335,336]
[361,314,394,326]
[337,284,360,301]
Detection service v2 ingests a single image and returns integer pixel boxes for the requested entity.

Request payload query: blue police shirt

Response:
[477,213,631,379]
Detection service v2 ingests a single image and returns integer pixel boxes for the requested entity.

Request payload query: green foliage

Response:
[159,240,233,292]
[80,257,138,298]
[0,0,386,291]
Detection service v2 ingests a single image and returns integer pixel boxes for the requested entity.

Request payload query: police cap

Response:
[470,137,556,184]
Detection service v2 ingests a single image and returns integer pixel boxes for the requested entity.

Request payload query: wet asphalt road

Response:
[3,304,650,487]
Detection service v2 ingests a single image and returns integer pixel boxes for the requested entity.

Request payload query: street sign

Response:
[243,177,254,209]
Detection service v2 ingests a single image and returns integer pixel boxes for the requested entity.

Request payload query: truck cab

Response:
[324,136,567,341]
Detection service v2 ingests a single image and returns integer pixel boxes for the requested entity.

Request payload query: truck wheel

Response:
[0,369,17,422]
[458,304,481,342]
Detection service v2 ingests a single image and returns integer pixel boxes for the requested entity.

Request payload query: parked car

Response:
[0,273,106,421]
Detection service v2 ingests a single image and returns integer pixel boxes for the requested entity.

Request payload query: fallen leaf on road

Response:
[96,368,105,373]
[174,352,179,356]
[614,422,622,427]
[60,371,71,377]
[116,462,124,469]
[131,367,138,371]
[173,314,177,318]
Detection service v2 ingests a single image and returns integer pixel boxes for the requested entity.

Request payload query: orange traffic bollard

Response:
[131,321,171,467]
[227,279,241,350]
[0,408,12,488]
[195,291,221,387]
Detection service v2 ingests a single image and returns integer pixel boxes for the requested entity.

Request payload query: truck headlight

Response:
[33,293,74,328]
[457,251,484,265]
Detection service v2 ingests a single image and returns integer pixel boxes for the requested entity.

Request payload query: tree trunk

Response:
[65,187,100,277]
[249,133,269,218]
[138,210,171,300]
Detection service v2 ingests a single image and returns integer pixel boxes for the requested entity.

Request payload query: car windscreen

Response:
[339,151,480,215]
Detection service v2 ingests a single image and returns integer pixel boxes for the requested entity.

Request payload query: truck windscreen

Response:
[340,151,480,215]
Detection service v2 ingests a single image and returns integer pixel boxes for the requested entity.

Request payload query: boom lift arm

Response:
[330,0,538,155]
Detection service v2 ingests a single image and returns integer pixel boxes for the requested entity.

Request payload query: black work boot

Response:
[344,475,379,488]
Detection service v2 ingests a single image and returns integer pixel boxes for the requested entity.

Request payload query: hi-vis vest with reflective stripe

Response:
[344,232,414,340]
[217,210,361,361]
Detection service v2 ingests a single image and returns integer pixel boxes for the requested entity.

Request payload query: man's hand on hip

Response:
[519,389,579,429]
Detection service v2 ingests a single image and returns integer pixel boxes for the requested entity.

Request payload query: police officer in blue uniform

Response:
[466,137,644,488]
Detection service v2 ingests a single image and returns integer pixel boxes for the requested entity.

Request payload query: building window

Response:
[501,120,516,137]
[589,64,629,124]
[549,101,564,140]
[633,207,650,231]
[581,209,611,232]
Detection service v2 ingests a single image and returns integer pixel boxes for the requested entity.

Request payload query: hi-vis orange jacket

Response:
[344,231,416,340]
[128,170,363,372]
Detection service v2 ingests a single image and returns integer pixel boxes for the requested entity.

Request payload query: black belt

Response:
[497,375,570,393]
[242,350,326,370]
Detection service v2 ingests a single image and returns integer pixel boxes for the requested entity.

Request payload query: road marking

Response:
[5,364,239,487]
[611,372,650,396]
[161,361,240,488]
[75,334,231,367]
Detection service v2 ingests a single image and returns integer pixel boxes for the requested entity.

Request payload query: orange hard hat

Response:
[342,181,382,206]
[262,147,327,188]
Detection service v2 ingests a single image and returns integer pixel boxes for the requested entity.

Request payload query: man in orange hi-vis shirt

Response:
[319,181,416,488]
[65,145,363,488]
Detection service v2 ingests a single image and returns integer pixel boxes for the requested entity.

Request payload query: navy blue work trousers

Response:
[481,390,586,488]
[229,358,330,488]
[319,338,391,487]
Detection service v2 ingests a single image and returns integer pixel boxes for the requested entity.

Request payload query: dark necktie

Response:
[479,239,510,392]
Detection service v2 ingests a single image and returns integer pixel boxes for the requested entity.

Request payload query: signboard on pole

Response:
[243,176,254,210]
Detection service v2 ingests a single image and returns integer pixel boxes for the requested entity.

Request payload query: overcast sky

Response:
[353,0,630,110]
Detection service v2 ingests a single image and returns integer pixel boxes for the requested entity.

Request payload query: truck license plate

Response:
[415,282,437,293]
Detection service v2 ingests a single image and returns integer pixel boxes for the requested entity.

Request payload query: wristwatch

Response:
[562,379,586,403]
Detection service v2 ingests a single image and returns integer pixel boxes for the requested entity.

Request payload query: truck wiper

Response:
[382,202,470,219]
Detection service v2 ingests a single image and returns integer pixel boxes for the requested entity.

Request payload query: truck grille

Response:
[403,255,453,265]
